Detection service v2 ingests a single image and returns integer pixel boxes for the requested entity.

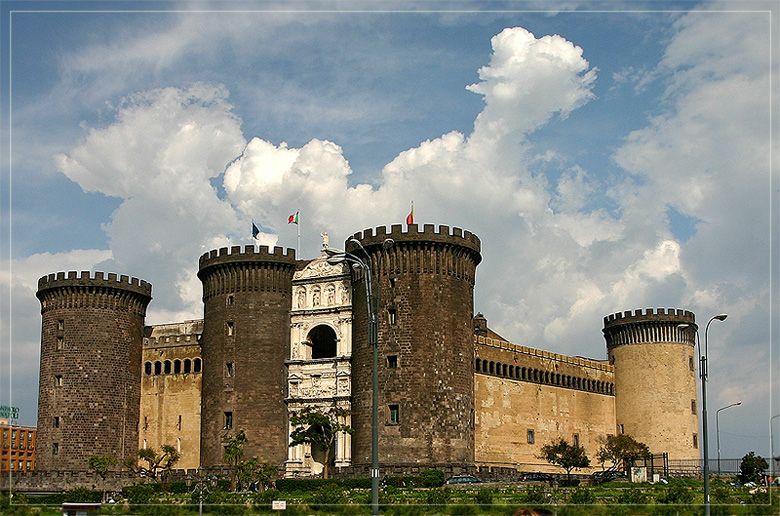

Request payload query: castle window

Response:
[388,307,397,325]
[689,356,695,371]
[693,433,698,449]
[56,337,63,350]
[573,434,580,447]
[54,375,63,386]
[57,320,64,331]
[509,365,514,378]
[475,358,481,372]
[227,321,234,337]
[502,364,508,377]
[194,358,202,373]
[178,415,182,431]
[389,277,396,288]
[225,362,234,378]
[387,355,398,369]
[144,417,148,431]
[388,404,400,425]
[52,443,59,455]
[144,362,152,375]
[154,361,162,375]
[227,295,234,306]
[691,399,697,414]
[54,417,60,428]
[224,412,233,430]
[619,424,625,434]
[164,360,172,374]
[174,360,181,374]
[308,325,337,359]
[184,359,191,374]
[177,437,181,452]
[143,439,147,449]
[527,430,535,444]
[489,361,495,375]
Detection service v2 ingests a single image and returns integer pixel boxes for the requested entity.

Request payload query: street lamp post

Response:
[678,313,727,516]
[716,401,742,477]
[325,237,393,516]
[185,472,217,516]
[771,414,780,484]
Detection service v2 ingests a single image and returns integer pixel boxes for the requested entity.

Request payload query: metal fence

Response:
[633,454,747,478]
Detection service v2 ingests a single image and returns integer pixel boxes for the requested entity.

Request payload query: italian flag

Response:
[288,211,299,225]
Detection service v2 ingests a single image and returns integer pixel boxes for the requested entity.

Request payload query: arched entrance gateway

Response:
[286,243,353,477]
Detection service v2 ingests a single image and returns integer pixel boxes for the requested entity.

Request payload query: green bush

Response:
[123,483,157,505]
[384,475,417,488]
[616,487,649,504]
[474,487,494,506]
[424,487,451,506]
[520,485,547,504]
[275,477,371,492]
[63,487,102,503]
[419,469,446,488]
[655,482,694,504]
[567,487,595,504]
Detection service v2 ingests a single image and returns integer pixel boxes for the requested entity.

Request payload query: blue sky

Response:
[1,1,777,466]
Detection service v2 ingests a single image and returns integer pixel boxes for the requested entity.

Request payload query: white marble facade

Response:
[285,247,353,477]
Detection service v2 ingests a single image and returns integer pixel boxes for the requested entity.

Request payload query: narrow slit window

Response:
[387,355,398,369]
[227,322,234,336]
[224,412,233,430]
[388,404,400,425]
[527,429,535,444]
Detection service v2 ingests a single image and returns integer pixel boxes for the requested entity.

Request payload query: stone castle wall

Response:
[474,336,616,471]
[350,224,481,466]
[139,321,203,470]
[197,245,298,467]
[35,272,151,471]
[604,309,699,461]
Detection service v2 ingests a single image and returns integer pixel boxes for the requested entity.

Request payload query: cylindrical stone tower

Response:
[36,271,152,470]
[349,224,482,466]
[603,308,700,460]
[197,245,297,467]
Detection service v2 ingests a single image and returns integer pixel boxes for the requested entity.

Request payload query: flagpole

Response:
[297,214,301,258]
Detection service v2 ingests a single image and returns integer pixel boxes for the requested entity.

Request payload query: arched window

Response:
[522,367,527,380]
[194,358,202,373]
[544,371,550,384]
[144,362,152,375]
[154,361,162,375]
[475,358,481,372]
[164,360,172,374]
[184,359,191,374]
[509,365,514,378]
[308,325,338,359]
[174,360,181,374]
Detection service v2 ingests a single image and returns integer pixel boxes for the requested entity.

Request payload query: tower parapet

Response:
[197,245,298,467]
[35,271,152,471]
[349,224,482,466]
[603,308,696,349]
[603,308,699,461]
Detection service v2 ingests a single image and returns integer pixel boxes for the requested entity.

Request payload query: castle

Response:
[34,223,700,476]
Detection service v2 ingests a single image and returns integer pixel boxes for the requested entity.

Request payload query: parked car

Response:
[445,474,482,485]
[589,470,626,483]
[520,472,554,482]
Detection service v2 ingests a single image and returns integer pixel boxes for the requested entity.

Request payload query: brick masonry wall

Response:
[35,273,151,471]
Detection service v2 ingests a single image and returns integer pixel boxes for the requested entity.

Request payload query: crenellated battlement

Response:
[37,270,152,298]
[603,307,695,327]
[603,308,696,350]
[198,245,297,271]
[349,224,481,254]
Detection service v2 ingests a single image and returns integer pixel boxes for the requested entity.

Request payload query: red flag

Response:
[406,202,414,225]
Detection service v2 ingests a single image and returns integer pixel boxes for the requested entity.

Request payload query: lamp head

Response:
[327,256,346,265]
[714,314,728,321]
[323,247,345,257]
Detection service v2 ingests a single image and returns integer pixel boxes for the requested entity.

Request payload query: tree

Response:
[237,457,278,491]
[596,434,651,472]
[289,406,354,479]
[538,438,590,482]
[88,455,117,501]
[223,430,247,491]
[123,444,180,481]
[738,451,768,483]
